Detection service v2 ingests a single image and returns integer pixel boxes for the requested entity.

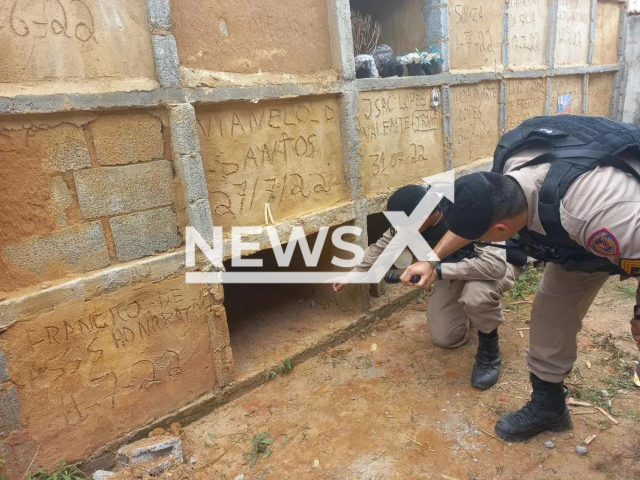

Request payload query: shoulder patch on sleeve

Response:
[586,228,620,257]
[390,226,397,237]
[620,259,640,276]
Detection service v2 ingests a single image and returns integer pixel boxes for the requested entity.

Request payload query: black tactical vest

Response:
[492,115,640,276]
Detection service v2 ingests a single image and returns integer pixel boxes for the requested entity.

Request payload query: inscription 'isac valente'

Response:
[358,89,445,197]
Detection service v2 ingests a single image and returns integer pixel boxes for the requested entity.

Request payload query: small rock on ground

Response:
[576,446,588,455]
[92,471,115,480]
[545,441,555,449]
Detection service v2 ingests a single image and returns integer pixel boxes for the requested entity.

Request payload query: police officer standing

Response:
[401,115,640,441]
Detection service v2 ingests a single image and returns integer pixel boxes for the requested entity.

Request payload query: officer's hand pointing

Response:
[333,283,346,293]
[400,261,438,289]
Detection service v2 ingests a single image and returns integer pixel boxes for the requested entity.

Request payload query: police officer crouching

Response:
[401,115,640,441]
[335,184,527,389]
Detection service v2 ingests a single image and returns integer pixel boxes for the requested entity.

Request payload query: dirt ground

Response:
[159,276,640,480]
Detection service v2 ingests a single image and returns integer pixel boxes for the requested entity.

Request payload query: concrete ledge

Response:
[548,64,620,76]
[503,70,547,79]
[357,65,622,92]
[0,89,186,115]
[356,72,503,91]
[186,82,343,105]
[0,64,621,116]
[0,83,343,115]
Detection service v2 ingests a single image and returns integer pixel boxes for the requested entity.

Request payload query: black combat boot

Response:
[471,329,501,389]
[495,373,572,442]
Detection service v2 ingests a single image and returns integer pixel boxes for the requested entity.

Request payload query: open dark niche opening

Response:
[365,211,416,305]
[222,223,365,379]
[351,0,427,55]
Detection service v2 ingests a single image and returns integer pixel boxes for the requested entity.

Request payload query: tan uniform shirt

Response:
[353,228,508,282]
[504,148,640,276]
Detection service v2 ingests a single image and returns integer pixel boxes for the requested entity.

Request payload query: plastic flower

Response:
[400,52,421,65]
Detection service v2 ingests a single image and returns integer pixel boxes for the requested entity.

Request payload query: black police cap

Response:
[386,184,430,217]
[439,173,494,240]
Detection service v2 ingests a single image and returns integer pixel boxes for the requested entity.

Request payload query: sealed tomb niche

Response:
[170,0,335,86]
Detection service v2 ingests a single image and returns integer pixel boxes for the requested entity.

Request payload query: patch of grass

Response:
[264,357,294,381]
[615,281,638,299]
[507,265,543,299]
[570,384,612,412]
[603,374,633,391]
[0,459,6,480]
[27,462,87,480]
[245,432,274,468]
[595,333,625,360]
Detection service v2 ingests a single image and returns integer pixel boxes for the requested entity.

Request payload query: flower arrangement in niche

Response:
[420,47,444,75]
[399,52,423,76]
[400,47,444,76]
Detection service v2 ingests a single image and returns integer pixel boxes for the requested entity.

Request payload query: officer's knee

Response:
[429,324,469,348]
[459,284,501,315]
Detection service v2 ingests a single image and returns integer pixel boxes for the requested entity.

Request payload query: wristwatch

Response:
[427,260,441,269]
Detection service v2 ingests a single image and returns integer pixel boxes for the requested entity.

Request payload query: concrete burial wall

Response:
[0,0,629,476]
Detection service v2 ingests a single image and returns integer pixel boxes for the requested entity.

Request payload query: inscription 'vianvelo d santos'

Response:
[197,98,348,227]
